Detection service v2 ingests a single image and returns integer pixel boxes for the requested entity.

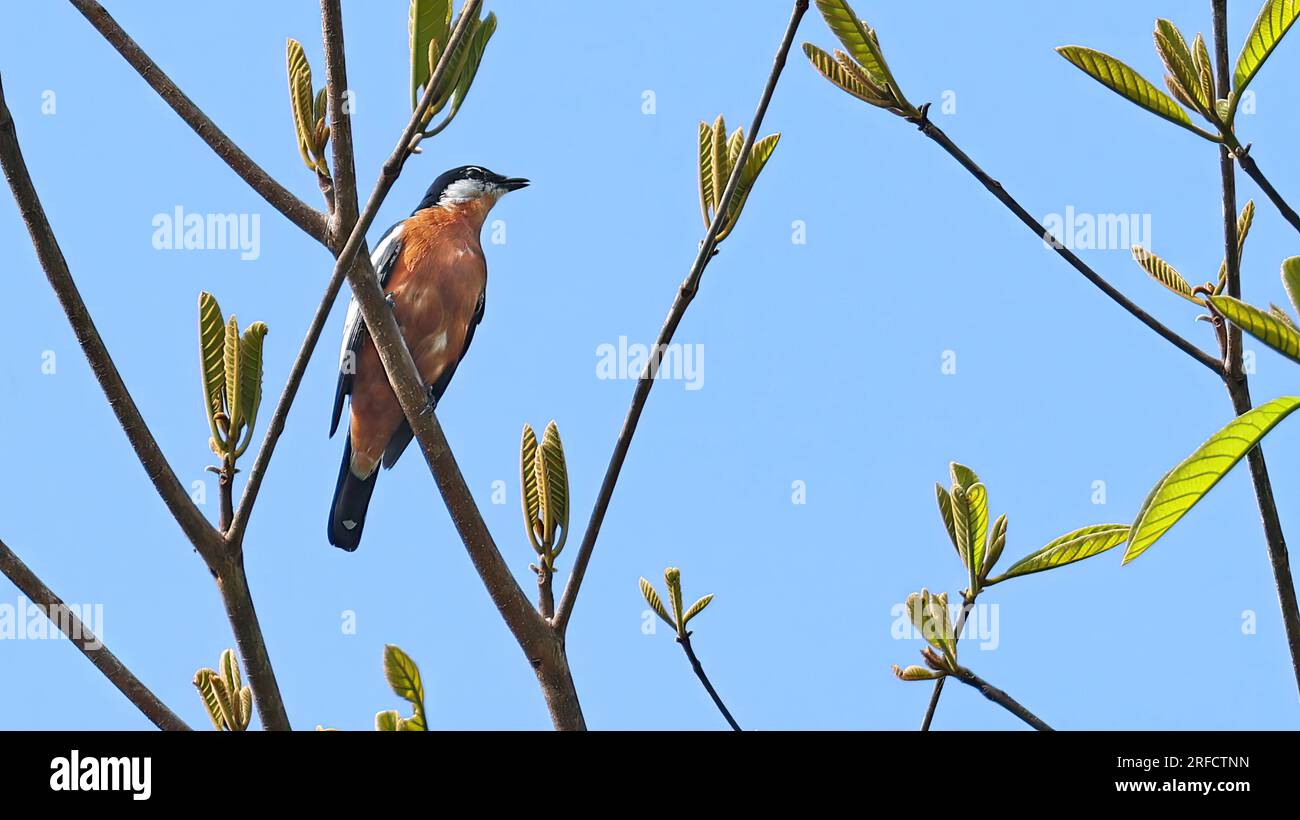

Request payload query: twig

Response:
[951,666,1053,731]
[553,0,811,636]
[0,71,291,731]
[678,633,741,731]
[0,537,191,731]
[909,111,1224,377]
[321,0,358,235]
[1234,150,1300,236]
[1212,0,1300,697]
[919,592,974,731]
[69,0,329,244]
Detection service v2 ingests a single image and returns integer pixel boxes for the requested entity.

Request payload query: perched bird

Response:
[328,165,529,550]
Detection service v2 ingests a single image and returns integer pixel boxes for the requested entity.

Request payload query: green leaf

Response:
[934,483,959,556]
[410,0,453,110]
[233,322,267,457]
[1125,396,1300,563]
[540,421,569,558]
[717,133,780,241]
[983,513,1008,578]
[286,39,321,172]
[1235,0,1300,93]
[223,315,242,436]
[697,122,715,229]
[192,668,225,731]
[711,115,728,214]
[1282,256,1300,316]
[439,11,496,130]
[375,710,401,731]
[1210,295,1300,365]
[639,577,675,629]
[1191,34,1215,114]
[383,644,425,713]
[992,524,1128,582]
[1056,46,1196,131]
[1216,200,1256,294]
[949,462,980,492]
[812,0,903,104]
[963,483,989,577]
[1131,246,1200,303]
[664,567,684,628]
[1154,19,1205,111]
[893,664,944,681]
[682,594,714,625]
[198,293,227,451]
[520,424,541,554]
[803,43,892,107]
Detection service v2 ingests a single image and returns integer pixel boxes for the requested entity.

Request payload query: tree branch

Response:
[1212,0,1300,698]
[321,0,359,237]
[1235,151,1300,236]
[552,0,811,636]
[678,633,741,731]
[0,74,224,566]
[0,536,191,731]
[69,0,329,245]
[908,111,1225,377]
[952,666,1053,731]
[0,71,291,731]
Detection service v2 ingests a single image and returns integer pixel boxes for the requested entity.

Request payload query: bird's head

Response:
[415,165,529,214]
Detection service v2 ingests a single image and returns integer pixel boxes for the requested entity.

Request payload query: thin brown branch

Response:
[0,74,223,566]
[0,71,290,731]
[1212,0,1300,697]
[321,0,359,236]
[553,0,811,637]
[678,633,741,731]
[0,536,191,731]
[909,111,1224,377]
[214,554,289,729]
[69,0,329,245]
[952,667,1053,731]
[1235,151,1300,235]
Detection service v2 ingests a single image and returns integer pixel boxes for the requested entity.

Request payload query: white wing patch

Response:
[338,224,403,372]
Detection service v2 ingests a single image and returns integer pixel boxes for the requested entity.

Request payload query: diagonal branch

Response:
[0,75,224,566]
[0,71,291,731]
[678,633,741,731]
[952,666,1053,731]
[0,536,191,731]
[69,0,329,245]
[552,0,811,637]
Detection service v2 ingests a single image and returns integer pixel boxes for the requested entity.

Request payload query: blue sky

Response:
[3,0,1300,730]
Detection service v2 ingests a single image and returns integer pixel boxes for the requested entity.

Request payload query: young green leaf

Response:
[1235,0,1300,93]
[1282,256,1300,316]
[439,11,496,131]
[949,462,980,492]
[664,567,685,628]
[893,664,944,681]
[698,122,715,229]
[711,115,728,214]
[639,577,675,629]
[1056,46,1200,134]
[540,420,569,557]
[382,644,425,712]
[1190,34,1215,114]
[520,424,541,553]
[963,483,989,578]
[934,482,959,555]
[1131,246,1200,303]
[223,315,242,436]
[1154,19,1205,111]
[989,524,1128,582]
[1126,396,1300,563]
[717,133,780,241]
[197,293,227,450]
[1215,200,1256,294]
[983,513,1008,578]
[234,322,268,456]
[1209,295,1300,364]
[286,39,322,173]
[682,594,714,626]
[375,709,401,731]
[811,0,907,107]
[192,668,225,730]
[802,44,892,107]
[409,0,453,111]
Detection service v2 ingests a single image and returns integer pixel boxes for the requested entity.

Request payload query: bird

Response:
[327,165,529,550]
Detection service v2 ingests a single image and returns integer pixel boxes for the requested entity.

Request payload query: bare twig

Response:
[908,111,1224,377]
[0,537,191,731]
[69,0,329,244]
[1212,0,1300,698]
[951,666,1053,731]
[678,633,741,731]
[1233,149,1300,235]
[321,0,359,235]
[553,0,811,636]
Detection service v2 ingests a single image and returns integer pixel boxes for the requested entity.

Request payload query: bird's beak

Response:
[499,177,530,192]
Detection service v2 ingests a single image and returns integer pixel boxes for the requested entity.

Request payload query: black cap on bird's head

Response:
[414,165,529,213]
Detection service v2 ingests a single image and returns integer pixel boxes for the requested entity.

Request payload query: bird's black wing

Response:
[330,222,404,438]
[381,287,486,469]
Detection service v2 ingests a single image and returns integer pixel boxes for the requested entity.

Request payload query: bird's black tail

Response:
[328,438,378,551]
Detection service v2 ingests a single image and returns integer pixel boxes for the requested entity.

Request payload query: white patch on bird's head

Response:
[437,178,497,206]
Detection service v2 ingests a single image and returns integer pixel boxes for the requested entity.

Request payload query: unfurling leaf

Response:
[639,577,676,629]
[664,567,685,628]
[982,513,1008,580]
[1131,247,1201,304]
[383,644,425,710]
[193,668,224,730]
[1126,396,1300,562]
[1282,256,1300,316]
[935,483,959,557]
[696,117,780,242]
[520,424,542,554]
[1215,200,1255,294]
[375,710,401,732]
[286,38,327,175]
[1154,19,1205,111]
[802,43,892,108]
[810,0,909,109]
[683,594,714,625]
[198,292,227,452]
[409,0,453,111]
[990,524,1129,583]
[1235,0,1300,94]
[1210,294,1300,365]
[223,315,242,436]
[893,664,944,681]
[233,322,268,458]
[905,589,956,662]
[540,421,569,559]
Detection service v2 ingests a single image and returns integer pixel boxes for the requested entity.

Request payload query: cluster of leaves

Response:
[1056,0,1300,144]
[896,464,1128,683]
[409,0,497,135]
[193,649,252,731]
[520,421,569,575]
[197,293,267,466]
[286,38,331,176]
[697,115,779,243]
[640,567,713,639]
[802,0,916,117]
